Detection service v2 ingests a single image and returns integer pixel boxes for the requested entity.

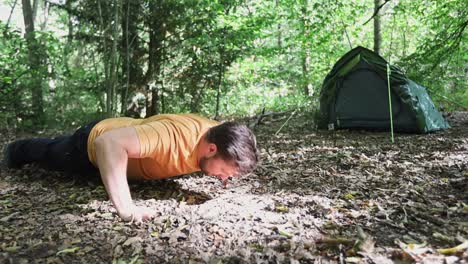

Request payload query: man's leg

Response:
[3,137,52,169]
[3,120,101,175]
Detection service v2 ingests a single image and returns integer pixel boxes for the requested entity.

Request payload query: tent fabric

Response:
[317,46,450,133]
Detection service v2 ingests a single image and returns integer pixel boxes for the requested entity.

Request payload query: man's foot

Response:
[2,143,21,169]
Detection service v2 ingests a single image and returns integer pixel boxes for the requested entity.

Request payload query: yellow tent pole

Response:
[387,63,394,143]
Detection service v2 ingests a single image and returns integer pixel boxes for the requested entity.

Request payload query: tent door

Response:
[334,69,401,126]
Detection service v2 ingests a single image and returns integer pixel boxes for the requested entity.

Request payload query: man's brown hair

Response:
[205,122,259,175]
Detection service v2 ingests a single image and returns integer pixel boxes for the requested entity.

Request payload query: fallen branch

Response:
[0,212,20,222]
[249,109,290,129]
[317,237,355,246]
[275,110,297,136]
[407,207,445,226]
[249,108,265,129]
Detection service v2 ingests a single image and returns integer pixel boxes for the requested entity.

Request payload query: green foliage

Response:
[398,0,467,110]
[1,0,466,130]
[0,22,30,129]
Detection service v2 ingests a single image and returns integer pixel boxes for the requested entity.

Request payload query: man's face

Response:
[199,155,238,186]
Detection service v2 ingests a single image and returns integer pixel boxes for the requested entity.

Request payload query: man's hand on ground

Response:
[94,128,152,223]
[119,205,156,223]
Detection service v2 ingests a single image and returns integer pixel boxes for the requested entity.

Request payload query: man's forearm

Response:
[94,136,134,219]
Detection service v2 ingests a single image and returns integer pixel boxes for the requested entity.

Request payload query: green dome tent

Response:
[317,46,450,133]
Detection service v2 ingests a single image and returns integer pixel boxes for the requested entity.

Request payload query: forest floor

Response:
[0,111,467,264]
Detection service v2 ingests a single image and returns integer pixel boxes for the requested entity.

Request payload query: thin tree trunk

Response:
[215,41,225,119]
[40,1,50,31]
[22,0,44,125]
[66,0,73,44]
[6,0,18,29]
[97,0,108,115]
[190,77,205,113]
[301,54,312,96]
[108,0,119,116]
[32,0,38,23]
[91,48,105,113]
[402,17,407,58]
[151,86,159,115]
[388,12,395,60]
[63,0,73,75]
[373,0,382,55]
[341,17,353,49]
[161,88,165,113]
[215,70,223,119]
[276,0,282,48]
[160,47,166,114]
[145,1,166,116]
[145,3,156,116]
[97,0,116,117]
[121,0,130,115]
[301,0,311,96]
[215,8,230,119]
[120,0,143,115]
[145,86,151,116]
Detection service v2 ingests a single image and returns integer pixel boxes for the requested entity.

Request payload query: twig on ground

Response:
[275,110,297,136]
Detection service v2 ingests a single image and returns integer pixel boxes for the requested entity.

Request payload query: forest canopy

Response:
[0,0,466,129]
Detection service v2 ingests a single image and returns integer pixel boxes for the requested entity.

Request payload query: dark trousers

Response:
[8,120,102,175]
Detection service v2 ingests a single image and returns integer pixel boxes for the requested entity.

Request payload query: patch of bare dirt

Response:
[0,111,467,263]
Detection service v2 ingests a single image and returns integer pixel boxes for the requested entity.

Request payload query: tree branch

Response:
[5,0,18,29]
[363,0,391,26]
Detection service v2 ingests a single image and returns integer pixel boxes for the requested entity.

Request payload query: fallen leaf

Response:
[5,246,20,253]
[123,237,143,247]
[279,230,293,238]
[345,257,362,263]
[56,247,80,255]
[275,205,289,212]
[437,241,468,255]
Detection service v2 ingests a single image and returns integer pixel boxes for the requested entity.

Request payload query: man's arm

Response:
[94,127,154,222]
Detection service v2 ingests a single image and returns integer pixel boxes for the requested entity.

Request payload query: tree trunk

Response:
[215,69,223,119]
[214,7,232,119]
[98,0,119,117]
[32,0,38,23]
[108,0,119,116]
[215,35,226,119]
[402,20,407,58]
[40,1,50,31]
[97,0,109,115]
[121,0,144,115]
[145,1,166,116]
[66,0,73,44]
[276,0,282,48]
[150,87,159,115]
[161,88,165,113]
[121,0,131,115]
[22,0,44,125]
[373,0,382,55]
[301,0,312,96]
[145,33,162,117]
[301,54,312,96]
[189,78,204,113]
[63,0,73,75]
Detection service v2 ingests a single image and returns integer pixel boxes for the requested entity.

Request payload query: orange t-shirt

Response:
[87,114,219,180]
